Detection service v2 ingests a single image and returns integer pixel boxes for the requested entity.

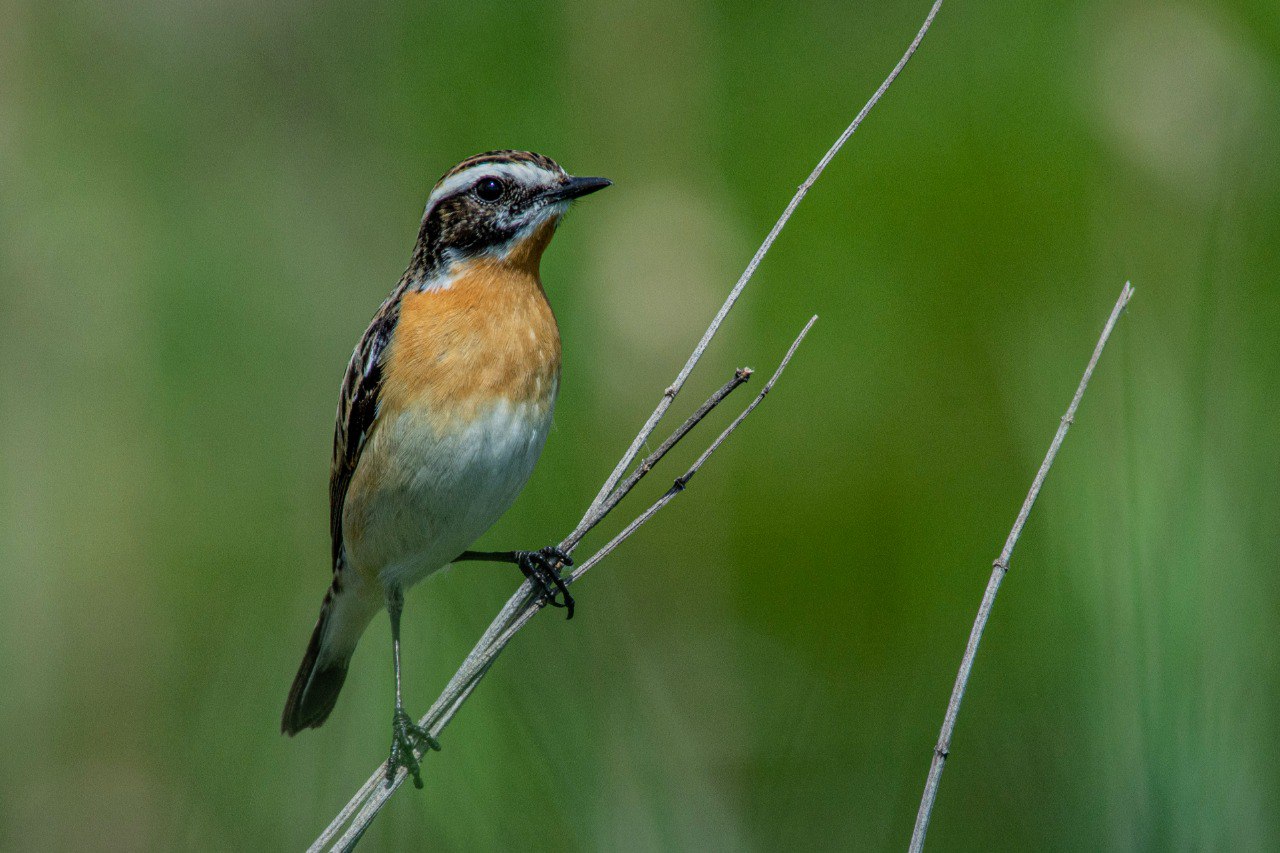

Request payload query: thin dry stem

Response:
[568,367,753,549]
[907,282,1134,852]
[314,320,815,852]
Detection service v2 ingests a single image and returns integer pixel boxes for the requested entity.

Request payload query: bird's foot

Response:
[386,707,441,789]
[515,546,575,619]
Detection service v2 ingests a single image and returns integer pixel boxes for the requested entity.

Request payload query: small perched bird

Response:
[282,150,610,786]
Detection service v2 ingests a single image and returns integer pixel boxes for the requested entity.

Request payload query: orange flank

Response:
[380,218,563,430]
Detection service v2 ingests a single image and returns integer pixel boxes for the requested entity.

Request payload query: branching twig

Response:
[441,316,818,684]
[907,282,1135,852]
[307,369,754,850]
[310,0,945,845]
[566,315,817,589]
[568,366,753,549]
[315,321,814,852]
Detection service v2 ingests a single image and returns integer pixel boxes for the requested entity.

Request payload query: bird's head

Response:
[411,150,610,282]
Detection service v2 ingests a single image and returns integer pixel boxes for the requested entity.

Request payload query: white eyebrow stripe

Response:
[424,161,561,214]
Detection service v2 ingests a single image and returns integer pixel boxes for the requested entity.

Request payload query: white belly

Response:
[344,398,554,591]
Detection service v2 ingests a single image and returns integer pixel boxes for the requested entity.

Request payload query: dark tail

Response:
[281,601,351,735]
[283,573,381,735]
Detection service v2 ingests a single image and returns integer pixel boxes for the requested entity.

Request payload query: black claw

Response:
[516,546,576,619]
[386,708,440,789]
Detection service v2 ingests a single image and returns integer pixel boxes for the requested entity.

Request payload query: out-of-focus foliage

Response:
[2,1,1278,849]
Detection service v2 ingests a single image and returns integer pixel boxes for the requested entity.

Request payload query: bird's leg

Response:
[385,583,440,789]
[453,547,575,619]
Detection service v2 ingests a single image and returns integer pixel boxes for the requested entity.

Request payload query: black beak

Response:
[550,175,612,202]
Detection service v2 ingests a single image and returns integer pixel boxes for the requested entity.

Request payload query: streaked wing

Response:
[330,286,406,567]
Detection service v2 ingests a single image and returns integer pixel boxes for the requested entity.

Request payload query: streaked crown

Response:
[406,150,610,285]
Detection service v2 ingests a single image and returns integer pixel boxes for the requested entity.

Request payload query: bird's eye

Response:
[474,178,506,202]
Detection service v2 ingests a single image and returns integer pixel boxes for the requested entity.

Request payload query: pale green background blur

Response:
[2,1,1278,850]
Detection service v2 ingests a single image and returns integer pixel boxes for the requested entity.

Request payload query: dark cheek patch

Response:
[410,182,549,277]
[441,196,523,254]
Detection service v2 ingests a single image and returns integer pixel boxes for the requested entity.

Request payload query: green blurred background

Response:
[3,1,1279,849]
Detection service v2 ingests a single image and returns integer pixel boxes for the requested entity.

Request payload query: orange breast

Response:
[379,221,563,431]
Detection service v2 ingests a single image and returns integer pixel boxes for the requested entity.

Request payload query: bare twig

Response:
[313,319,816,852]
[308,370,754,853]
[569,367,752,547]
[567,315,817,587]
[907,282,1134,852]
[572,0,947,539]
[446,317,818,687]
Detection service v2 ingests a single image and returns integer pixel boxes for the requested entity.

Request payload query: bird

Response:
[281,150,611,787]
